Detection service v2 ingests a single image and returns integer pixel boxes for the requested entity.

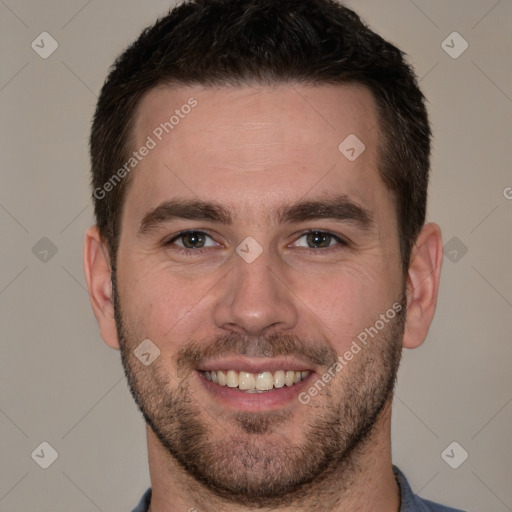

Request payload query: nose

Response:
[213,248,299,336]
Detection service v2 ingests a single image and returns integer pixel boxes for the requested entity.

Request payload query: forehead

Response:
[126,83,386,220]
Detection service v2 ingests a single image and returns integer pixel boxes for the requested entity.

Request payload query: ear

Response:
[83,226,120,349]
[403,222,443,349]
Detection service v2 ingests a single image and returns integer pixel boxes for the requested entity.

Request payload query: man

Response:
[83,0,463,510]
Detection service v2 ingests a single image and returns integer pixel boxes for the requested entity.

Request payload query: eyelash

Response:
[292,230,349,252]
[164,229,217,256]
[164,229,349,256]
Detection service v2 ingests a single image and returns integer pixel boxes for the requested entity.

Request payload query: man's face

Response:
[114,84,406,504]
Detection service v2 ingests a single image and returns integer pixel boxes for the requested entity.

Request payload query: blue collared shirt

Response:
[131,466,465,511]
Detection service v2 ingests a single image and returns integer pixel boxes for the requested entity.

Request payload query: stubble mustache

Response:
[174,331,339,377]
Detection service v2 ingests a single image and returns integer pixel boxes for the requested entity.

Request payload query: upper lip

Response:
[197,356,316,374]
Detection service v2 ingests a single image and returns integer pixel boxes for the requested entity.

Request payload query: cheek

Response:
[116,255,218,345]
[295,261,398,350]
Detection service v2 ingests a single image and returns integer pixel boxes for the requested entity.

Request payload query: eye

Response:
[167,230,218,250]
[292,230,346,249]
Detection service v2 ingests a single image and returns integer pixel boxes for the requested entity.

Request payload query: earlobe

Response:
[83,226,120,350]
[402,223,443,349]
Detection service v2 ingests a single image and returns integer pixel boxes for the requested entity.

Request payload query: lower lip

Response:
[197,371,314,411]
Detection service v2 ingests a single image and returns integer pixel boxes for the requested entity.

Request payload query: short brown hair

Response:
[90,0,431,273]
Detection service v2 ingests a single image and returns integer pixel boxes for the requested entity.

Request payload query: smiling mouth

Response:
[201,370,310,392]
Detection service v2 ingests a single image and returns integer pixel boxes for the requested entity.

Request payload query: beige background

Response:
[0,0,511,510]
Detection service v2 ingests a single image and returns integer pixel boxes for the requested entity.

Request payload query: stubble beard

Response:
[113,274,405,507]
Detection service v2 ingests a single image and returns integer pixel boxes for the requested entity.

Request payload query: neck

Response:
[146,400,399,512]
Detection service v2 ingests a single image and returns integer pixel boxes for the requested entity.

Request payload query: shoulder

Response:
[132,472,465,512]
[393,466,465,512]
[131,487,152,512]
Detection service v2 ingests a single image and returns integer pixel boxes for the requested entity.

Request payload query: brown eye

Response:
[305,231,334,248]
[168,230,217,250]
[180,231,207,249]
[291,230,347,250]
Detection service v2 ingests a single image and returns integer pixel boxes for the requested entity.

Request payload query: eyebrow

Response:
[138,195,373,234]
[138,200,232,234]
[276,195,373,228]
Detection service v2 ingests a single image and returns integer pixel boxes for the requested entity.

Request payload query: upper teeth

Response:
[203,370,310,391]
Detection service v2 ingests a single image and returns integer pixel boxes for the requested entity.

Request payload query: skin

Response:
[84,83,443,511]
